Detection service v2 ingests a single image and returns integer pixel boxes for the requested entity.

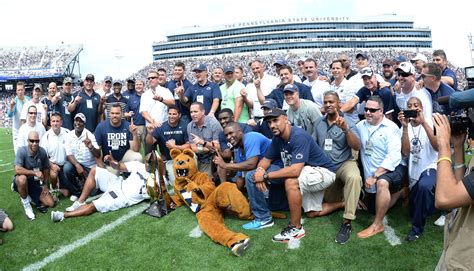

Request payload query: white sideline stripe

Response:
[382,216,402,246]
[189,225,203,238]
[287,239,301,249]
[22,205,147,271]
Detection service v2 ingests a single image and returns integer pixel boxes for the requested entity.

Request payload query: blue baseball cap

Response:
[356,53,369,60]
[192,64,207,72]
[273,58,288,66]
[223,66,234,73]
[261,98,278,109]
[393,55,408,63]
[283,84,299,93]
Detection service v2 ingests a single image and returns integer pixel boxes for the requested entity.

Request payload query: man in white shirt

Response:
[245,60,280,119]
[140,70,175,128]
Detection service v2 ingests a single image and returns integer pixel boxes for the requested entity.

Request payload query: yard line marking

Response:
[0,168,14,173]
[22,204,147,271]
[189,225,203,238]
[383,216,402,246]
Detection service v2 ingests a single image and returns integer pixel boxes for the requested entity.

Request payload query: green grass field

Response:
[0,128,444,270]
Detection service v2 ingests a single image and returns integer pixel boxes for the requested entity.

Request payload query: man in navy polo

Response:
[421,62,455,115]
[146,105,189,187]
[181,64,221,117]
[104,80,128,118]
[166,62,193,124]
[67,74,104,133]
[341,67,395,121]
[256,65,314,110]
[95,104,142,174]
[254,108,336,243]
[125,79,146,150]
[432,49,458,90]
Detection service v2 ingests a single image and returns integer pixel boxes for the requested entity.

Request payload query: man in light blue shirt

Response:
[354,96,405,239]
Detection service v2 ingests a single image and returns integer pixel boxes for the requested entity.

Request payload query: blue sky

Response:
[2,0,473,80]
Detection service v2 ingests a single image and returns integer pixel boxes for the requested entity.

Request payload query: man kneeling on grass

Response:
[51,153,150,222]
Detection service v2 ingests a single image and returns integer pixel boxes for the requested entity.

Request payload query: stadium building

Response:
[152,14,431,60]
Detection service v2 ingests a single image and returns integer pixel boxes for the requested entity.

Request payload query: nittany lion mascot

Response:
[170,148,252,257]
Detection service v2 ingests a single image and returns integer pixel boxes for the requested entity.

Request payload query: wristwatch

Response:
[263,172,269,183]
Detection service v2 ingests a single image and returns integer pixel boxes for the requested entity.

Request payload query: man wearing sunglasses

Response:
[421,63,455,115]
[13,131,55,220]
[17,105,46,150]
[20,84,47,127]
[354,96,405,239]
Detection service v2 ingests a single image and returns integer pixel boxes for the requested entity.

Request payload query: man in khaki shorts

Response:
[253,108,336,243]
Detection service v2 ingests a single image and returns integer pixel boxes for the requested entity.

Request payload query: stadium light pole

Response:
[115,52,124,78]
[469,34,474,66]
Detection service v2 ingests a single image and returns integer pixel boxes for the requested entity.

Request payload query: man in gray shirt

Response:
[187,102,222,178]
[313,91,362,244]
[285,84,322,136]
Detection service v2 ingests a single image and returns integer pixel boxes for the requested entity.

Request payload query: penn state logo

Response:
[206,87,211,90]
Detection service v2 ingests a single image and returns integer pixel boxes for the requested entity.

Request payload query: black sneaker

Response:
[406,233,420,242]
[335,223,352,244]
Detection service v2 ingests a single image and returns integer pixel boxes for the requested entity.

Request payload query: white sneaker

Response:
[65,201,84,212]
[51,211,64,222]
[69,195,78,202]
[23,201,35,220]
[434,215,446,227]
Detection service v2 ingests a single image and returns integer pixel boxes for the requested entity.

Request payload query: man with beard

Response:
[13,131,55,220]
[381,58,397,87]
[64,113,100,202]
[146,105,189,186]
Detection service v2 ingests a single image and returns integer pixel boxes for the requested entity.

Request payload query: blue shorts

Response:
[12,175,43,205]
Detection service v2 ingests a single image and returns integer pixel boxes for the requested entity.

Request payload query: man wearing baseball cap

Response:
[56,77,74,130]
[254,107,336,243]
[220,66,252,123]
[284,83,322,136]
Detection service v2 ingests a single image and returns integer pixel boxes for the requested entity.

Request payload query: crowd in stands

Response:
[0,45,82,78]
[2,48,472,258]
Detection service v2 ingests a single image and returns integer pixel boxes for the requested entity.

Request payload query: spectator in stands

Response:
[220,66,252,123]
[146,105,189,186]
[104,80,128,117]
[432,49,458,90]
[355,96,404,239]
[56,77,74,130]
[124,79,146,150]
[246,59,280,120]
[122,78,136,100]
[40,113,69,197]
[212,67,224,86]
[13,131,55,220]
[313,91,362,244]
[254,108,336,242]
[284,84,321,136]
[182,64,221,117]
[187,102,222,178]
[68,74,104,133]
[234,65,248,86]
[421,63,455,115]
[96,75,113,97]
[258,65,314,110]
[64,113,100,201]
[166,62,192,124]
[302,58,330,107]
[95,104,142,174]
[341,67,395,120]
[399,97,438,242]
[8,81,30,154]
[17,105,46,149]
[21,84,46,127]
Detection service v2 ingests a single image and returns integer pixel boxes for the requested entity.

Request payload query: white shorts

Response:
[93,167,128,213]
[298,166,336,212]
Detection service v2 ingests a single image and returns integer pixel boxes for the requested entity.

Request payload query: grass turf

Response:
[0,128,443,270]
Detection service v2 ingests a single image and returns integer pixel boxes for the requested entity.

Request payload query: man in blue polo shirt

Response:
[166,62,193,124]
[421,63,455,115]
[94,104,141,174]
[341,67,395,121]
[432,49,458,91]
[253,108,336,243]
[67,74,104,133]
[181,64,221,117]
[125,79,146,150]
[146,105,189,186]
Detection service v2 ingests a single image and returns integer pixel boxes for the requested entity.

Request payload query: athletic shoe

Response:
[69,195,78,202]
[230,238,250,257]
[23,201,35,221]
[406,233,420,242]
[335,223,352,244]
[272,224,305,243]
[242,219,274,230]
[434,215,446,227]
[65,201,84,212]
[51,211,64,222]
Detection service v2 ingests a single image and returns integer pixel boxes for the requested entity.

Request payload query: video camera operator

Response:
[433,113,474,270]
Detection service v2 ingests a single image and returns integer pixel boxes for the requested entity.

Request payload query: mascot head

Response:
[170,149,198,180]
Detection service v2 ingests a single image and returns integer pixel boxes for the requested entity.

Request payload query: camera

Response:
[438,87,474,139]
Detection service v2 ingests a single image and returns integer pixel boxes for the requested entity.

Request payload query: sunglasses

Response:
[421,74,435,79]
[28,112,37,115]
[364,107,381,113]
[397,72,411,78]
[147,77,158,80]
[28,139,40,144]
